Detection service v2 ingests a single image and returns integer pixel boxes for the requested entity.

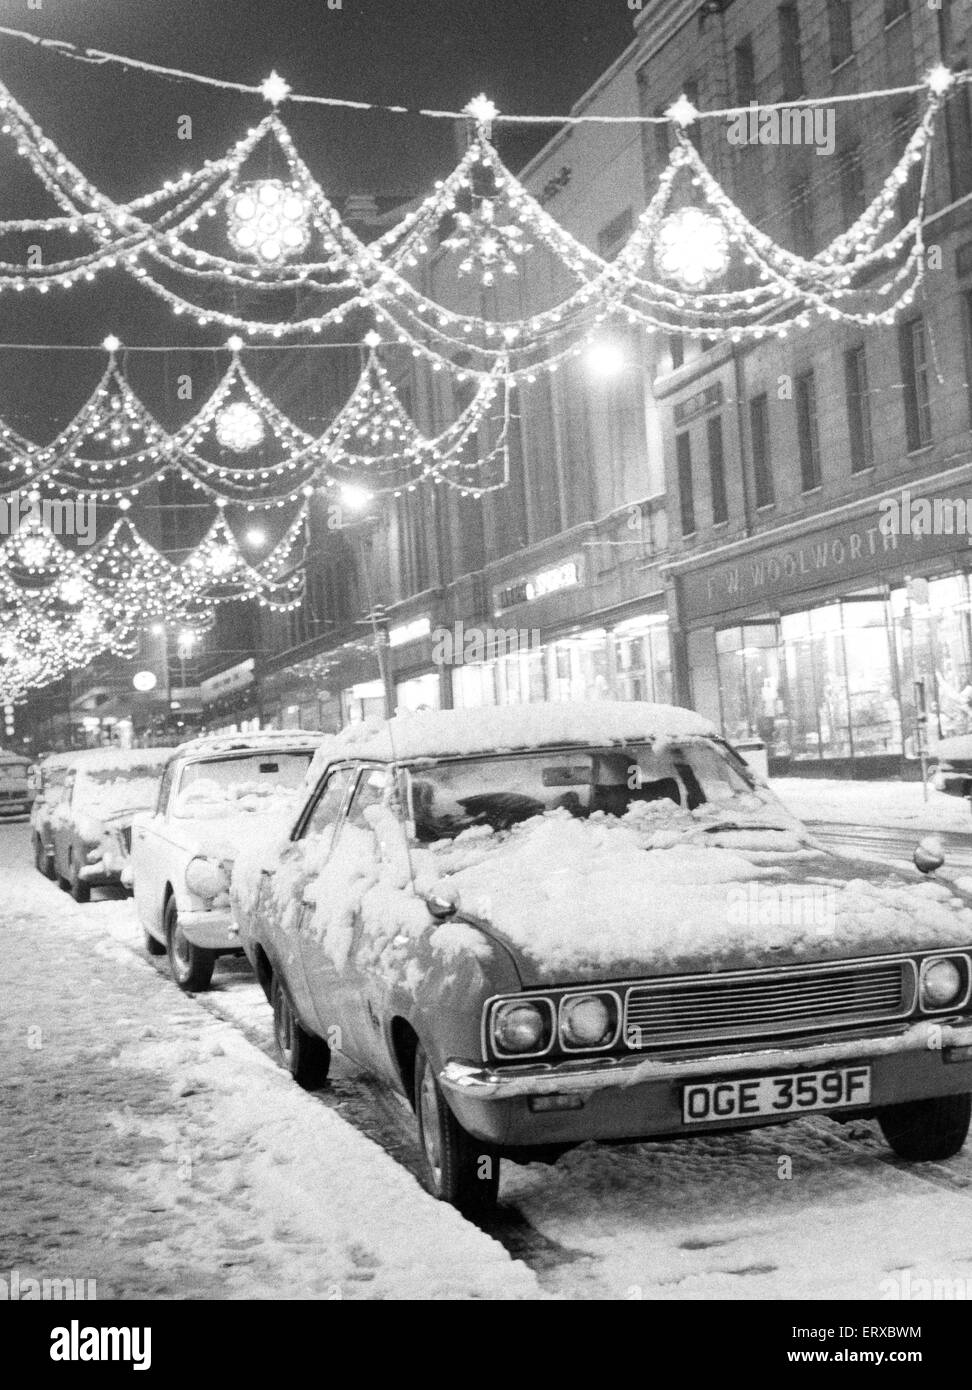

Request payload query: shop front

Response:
[450,614,673,711]
[671,483,972,775]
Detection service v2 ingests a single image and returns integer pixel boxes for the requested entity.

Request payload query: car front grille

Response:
[623,960,915,1049]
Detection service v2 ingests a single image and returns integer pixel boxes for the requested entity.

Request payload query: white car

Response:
[131,731,322,991]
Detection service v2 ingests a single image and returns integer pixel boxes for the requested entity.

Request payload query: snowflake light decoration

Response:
[226,180,311,267]
[215,401,265,453]
[441,198,532,286]
[656,207,730,290]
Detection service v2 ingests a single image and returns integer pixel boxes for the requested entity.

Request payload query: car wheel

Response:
[69,853,90,904]
[878,1092,972,1161]
[144,929,166,957]
[271,976,330,1089]
[413,1042,499,1215]
[165,896,215,992]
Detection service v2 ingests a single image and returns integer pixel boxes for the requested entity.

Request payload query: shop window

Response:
[899,315,932,451]
[845,345,874,472]
[716,624,785,756]
[614,618,672,704]
[395,673,440,714]
[676,431,695,536]
[546,632,611,704]
[778,4,804,102]
[707,416,729,525]
[750,394,774,507]
[828,0,854,68]
[892,576,972,750]
[781,600,901,761]
[795,370,822,492]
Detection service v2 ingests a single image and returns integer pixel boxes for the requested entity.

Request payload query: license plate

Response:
[682,1065,871,1124]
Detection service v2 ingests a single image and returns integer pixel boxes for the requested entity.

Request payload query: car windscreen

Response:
[74,764,168,817]
[407,739,765,843]
[173,750,313,816]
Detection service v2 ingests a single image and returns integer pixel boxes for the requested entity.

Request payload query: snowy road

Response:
[6,816,972,1300]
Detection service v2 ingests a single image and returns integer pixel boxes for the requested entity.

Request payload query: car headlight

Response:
[185,856,230,902]
[920,957,966,1010]
[560,993,618,1049]
[491,999,553,1056]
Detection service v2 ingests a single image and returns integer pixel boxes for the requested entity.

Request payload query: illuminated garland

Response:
[0,71,953,360]
[0,340,513,502]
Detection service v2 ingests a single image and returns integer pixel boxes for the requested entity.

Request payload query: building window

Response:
[669,333,684,371]
[734,35,756,106]
[884,0,909,26]
[945,49,972,201]
[838,141,864,223]
[750,393,774,508]
[828,0,854,67]
[707,415,729,525]
[789,181,814,257]
[795,370,822,492]
[676,431,695,536]
[845,345,874,473]
[892,99,920,224]
[899,316,932,451]
[779,4,804,102]
[597,207,633,261]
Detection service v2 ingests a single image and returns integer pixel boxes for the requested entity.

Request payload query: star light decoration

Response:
[655,206,731,290]
[226,180,311,267]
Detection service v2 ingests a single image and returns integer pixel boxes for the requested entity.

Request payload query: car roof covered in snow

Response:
[39,746,176,774]
[306,701,718,783]
[173,729,325,762]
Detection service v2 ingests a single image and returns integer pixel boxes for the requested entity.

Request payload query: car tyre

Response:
[144,929,166,957]
[878,1092,972,1161]
[165,896,215,992]
[271,976,330,1089]
[33,835,51,877]
[69,853,91,904]
[414,1041,499,1215]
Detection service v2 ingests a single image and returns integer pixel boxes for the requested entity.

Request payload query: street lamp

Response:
[585,339,627,378]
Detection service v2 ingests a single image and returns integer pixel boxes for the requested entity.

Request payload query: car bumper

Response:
[178,906,240,951]
[0,804,29,817]
[440,1019,972,1149]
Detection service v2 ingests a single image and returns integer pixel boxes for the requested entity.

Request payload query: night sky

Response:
[0,0,638,434]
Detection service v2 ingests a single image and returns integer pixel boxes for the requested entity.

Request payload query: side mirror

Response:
[427,885,460,921]
[914,835,946,875]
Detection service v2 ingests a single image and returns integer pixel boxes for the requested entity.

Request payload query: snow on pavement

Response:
[0,824,539,1300]
[773,777,970,834]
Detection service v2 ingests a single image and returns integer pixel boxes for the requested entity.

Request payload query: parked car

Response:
[932,734,972,809]
[132,731,322,992]
[49,747,175,901]
[232,701,972,1216]
[0,748,34,820]
[31,752,80,877]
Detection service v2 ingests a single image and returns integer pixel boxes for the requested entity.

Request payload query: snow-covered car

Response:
[0,748,34,820]
[233,701,972,1216]
[31,753,76,876]
[49,747,175,902]
[132,731,322,992]
[932,735,972,807]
